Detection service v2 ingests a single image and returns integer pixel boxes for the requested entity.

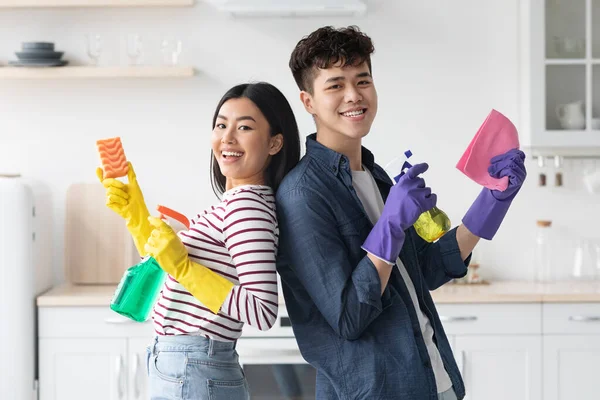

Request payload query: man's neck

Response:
[316,130,363,171]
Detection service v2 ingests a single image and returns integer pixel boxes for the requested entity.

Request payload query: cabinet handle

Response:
[132,353,141,399]
[461,351,467,382]
[115,355,125,400]
[439,316,478,322]
[569,315,600,322]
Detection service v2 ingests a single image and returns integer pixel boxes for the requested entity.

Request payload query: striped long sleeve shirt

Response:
[151,185,279,341]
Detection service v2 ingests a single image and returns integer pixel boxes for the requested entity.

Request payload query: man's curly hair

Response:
[289,25,375,94]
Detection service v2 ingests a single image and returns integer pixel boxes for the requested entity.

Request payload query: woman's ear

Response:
[269,134,284,156]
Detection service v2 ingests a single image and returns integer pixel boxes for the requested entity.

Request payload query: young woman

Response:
[97,82,300,399]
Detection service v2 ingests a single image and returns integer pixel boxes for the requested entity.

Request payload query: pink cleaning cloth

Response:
[456,109,520,191]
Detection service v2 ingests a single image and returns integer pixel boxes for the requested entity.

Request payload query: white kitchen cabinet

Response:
[39,337,149,400]
[521,0,600,155]
[127,338,150,400]
[36,284,600,400]
[454,336,542,400]
[39,338,127,400]
[438,304,543,400]
[38,306,153,400]
[541,303,600,400]
[543,335,600,400]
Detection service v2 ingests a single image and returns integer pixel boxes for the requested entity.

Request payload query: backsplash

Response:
[1,0,598,284]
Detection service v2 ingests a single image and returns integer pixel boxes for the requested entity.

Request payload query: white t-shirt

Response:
[351,168,452,394]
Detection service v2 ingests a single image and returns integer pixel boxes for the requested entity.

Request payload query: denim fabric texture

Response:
[146,335,249,400]
[276,134,470,400]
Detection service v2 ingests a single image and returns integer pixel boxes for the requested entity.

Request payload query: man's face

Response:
[300,61,378,143]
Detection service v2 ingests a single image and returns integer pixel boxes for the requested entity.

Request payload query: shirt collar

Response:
[305,133,376,175]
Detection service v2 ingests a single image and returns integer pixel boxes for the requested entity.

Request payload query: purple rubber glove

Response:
[463,148,527,239]
[362,163,437,263]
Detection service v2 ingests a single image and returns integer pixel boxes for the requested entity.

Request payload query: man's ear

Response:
[269,133,284,156]
[300,91,315,115]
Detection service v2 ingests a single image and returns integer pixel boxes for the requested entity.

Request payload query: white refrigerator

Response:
[0,177,37,400]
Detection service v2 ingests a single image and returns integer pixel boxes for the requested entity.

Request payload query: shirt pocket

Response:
[208,378,249,400]
[337,213,370,238]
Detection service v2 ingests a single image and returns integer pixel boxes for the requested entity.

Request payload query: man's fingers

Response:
[407,163,429,179]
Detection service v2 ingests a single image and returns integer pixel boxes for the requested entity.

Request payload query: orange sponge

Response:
[97,137,129,179]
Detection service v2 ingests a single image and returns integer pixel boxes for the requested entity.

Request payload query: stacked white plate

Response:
[9,42,68,67]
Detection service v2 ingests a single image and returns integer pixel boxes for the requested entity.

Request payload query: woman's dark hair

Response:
[289,25,375,94]
[210,82,301,197]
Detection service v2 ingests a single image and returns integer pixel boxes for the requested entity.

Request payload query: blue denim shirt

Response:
[275,134,470,400]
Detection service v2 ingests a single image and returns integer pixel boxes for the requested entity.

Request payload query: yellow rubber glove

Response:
[144,216,234,314]
[96,161,152,257]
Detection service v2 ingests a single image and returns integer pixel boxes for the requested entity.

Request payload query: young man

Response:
[275,26,526,400]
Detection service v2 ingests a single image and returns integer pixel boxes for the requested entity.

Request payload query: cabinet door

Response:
[39,338,127,400]
[447,335,455,352]
[128,337,151,400]
[543,335,600,400]
[446,334,456,362]
[454,336,542,400]
[523,0,600,152]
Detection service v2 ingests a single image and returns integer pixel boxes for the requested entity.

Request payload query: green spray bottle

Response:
[109,205,189,322]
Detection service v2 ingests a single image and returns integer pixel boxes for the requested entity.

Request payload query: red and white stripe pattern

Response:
[151,185,279,341]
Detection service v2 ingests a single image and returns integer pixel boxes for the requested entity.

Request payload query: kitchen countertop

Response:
[431,281,600,303]
[37,281,600,307]
[37,283,118,306]
[35,283,288,307]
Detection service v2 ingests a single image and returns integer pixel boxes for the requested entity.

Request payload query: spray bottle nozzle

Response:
[401,149,413,173]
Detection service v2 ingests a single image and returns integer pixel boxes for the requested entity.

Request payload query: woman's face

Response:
[212,97,283,191]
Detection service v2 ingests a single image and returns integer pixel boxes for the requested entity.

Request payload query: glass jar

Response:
[572,238,598,280]
[534,220,555,282]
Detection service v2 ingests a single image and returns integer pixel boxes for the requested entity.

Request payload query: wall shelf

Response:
[0,0,193,7]
[0,65,195,79]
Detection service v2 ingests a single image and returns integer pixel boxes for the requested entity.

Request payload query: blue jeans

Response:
[146,335,250,400]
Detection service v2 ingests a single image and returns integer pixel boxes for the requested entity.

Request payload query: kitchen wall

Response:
[0,0,597,286]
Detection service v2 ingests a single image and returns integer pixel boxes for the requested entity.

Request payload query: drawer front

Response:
[38,307,154,338]
[543,303,600,334]
[435,303,542,335]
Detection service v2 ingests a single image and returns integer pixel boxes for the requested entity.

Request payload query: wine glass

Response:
[85,34,102,66]
[127,34,143,66]
[161,38,183,66]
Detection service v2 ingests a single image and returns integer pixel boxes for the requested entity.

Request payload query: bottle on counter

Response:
[572,238,598,281]
[534,220,555,282]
